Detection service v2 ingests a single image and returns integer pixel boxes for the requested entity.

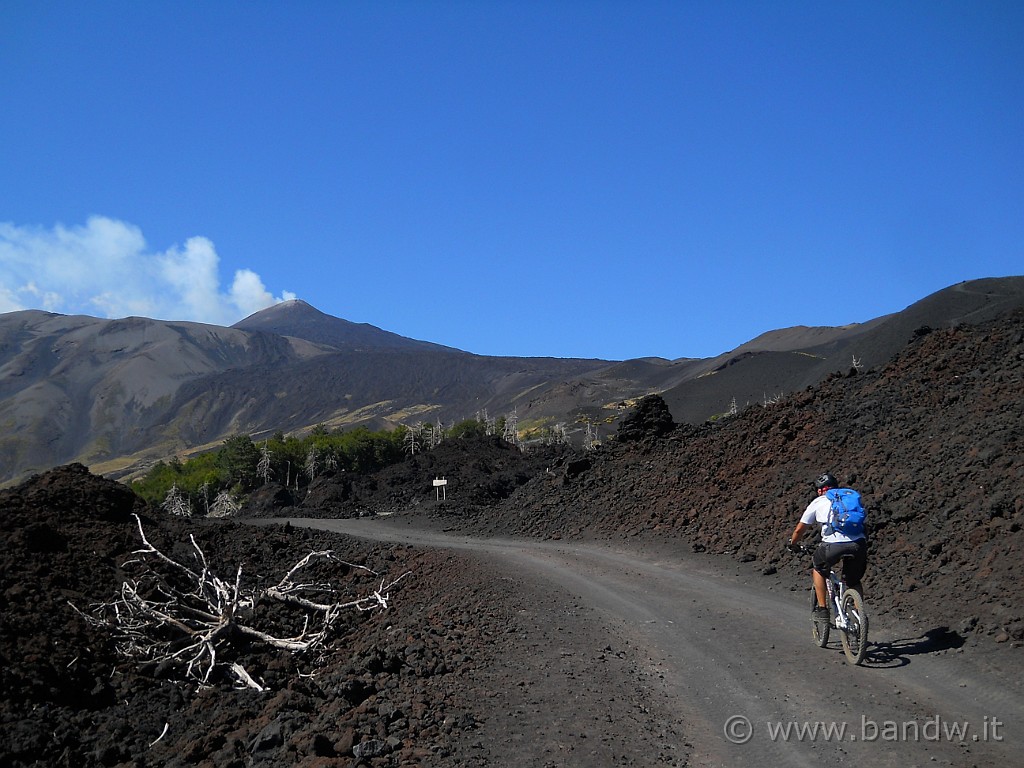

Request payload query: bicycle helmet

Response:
[814,472,839,490]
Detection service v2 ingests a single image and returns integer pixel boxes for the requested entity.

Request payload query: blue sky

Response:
[1,1,1021,360]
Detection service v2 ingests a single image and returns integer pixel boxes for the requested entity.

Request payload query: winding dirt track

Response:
[260,517,1023,767]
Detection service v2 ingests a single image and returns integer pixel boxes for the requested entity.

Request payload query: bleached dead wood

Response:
[72,514,410,691]
[161,484,192,517]
[207,489,240,518]
[149,722,169,748]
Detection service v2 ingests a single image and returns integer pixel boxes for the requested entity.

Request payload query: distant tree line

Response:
[130,417,508,513]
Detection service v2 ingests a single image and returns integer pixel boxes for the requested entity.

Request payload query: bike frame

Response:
[825,570,850,630]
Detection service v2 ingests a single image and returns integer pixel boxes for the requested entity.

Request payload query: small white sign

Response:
[433,478,448,487]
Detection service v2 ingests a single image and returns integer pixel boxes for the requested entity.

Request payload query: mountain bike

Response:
[793,544,869,665]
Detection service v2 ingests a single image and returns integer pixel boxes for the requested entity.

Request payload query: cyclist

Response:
[787,472,868,621]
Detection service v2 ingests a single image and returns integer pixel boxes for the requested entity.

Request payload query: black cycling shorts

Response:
[812,539,868,586]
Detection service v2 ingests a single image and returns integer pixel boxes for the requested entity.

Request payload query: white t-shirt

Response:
[800,494,861,544]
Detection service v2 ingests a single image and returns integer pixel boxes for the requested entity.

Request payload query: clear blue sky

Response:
[2,1,1021,360]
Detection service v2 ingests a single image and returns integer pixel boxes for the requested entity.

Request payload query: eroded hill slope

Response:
[464,311,1024,643]
[293,310,1024,645]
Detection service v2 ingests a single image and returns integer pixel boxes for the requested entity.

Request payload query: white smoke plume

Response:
[0,216,295,324]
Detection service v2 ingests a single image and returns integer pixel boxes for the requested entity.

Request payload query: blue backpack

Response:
[825,488,866,538]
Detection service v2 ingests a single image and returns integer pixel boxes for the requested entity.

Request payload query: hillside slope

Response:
[2,276,1022,487]
[493,276,1024,428]
[297,308,1024,645]
[488,310,1024,642]
[0,309,608,485]
[0,312,330,481]
[656,275,1024,422]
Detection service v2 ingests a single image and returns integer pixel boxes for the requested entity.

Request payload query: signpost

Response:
[433,477,448,501]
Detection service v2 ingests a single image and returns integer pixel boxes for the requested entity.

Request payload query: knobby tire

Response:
[811,593,830,647]
[840,588,868,665]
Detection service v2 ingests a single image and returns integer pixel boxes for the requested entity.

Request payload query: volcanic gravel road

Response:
[260,516,1024,768]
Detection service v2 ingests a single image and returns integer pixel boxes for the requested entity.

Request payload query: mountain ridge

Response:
[232,299,463,354]
[1,275,1022,486]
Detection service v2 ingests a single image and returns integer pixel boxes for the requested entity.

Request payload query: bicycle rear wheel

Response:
[840,589,868,665]
[811,593,829,647]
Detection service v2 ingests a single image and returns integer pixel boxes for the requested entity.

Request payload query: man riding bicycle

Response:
[788,472,868,621]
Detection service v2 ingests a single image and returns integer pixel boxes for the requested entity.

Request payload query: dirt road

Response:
[262,517,1023,767]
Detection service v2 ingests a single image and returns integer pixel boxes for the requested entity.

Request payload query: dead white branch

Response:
[230,663,265,692]
[149,722,169,748]
[74,514,411,691]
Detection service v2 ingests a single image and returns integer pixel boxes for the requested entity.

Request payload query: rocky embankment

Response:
[448,312,1024,644]
[0,465,549,767]
[291,310,1024,645]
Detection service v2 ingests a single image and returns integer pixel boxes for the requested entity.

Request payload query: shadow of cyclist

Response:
[863,627,966,668]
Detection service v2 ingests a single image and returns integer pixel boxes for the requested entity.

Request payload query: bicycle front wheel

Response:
[811,593,829,647]
[840,589,868,665]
